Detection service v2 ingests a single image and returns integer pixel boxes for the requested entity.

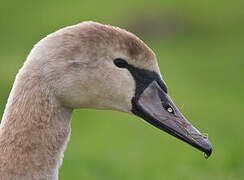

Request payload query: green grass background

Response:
[0,0,243,179]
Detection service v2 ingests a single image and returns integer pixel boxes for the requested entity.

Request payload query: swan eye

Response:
[114,58,128,68]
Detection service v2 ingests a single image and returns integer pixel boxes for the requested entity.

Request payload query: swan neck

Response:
[0,70,73,179]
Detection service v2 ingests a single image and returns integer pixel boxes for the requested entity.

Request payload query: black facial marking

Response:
[127,66,162,99]
[125,63,167,101]
[113,58,169,114]
[113,57,168,102]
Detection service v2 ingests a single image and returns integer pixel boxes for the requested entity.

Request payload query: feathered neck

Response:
[0,66,73,179]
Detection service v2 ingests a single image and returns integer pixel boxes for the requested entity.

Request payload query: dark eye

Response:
[114,58,128,68]
[164,105,174,114]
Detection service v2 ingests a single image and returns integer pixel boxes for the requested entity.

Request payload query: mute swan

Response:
[0,21,212,179]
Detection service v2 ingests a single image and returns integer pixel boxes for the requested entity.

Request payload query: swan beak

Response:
[132,81,212,158]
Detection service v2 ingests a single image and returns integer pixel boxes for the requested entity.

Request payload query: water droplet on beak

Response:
[204,152,209,159]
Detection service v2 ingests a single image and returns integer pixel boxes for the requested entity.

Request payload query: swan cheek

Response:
[92,70,136,113]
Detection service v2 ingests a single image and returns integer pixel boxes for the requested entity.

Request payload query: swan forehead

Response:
[43,21,159,73]
[86,22,157,71]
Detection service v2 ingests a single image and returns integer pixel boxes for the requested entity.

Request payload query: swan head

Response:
[28,21,212,157]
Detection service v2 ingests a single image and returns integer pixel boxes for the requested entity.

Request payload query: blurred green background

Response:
[0,0,243,179]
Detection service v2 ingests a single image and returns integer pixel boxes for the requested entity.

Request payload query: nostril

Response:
[163,104,174,114]
[167,107,173,113]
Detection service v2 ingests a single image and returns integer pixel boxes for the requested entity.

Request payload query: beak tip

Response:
[203,140,212,159]
[205,147,212,158]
